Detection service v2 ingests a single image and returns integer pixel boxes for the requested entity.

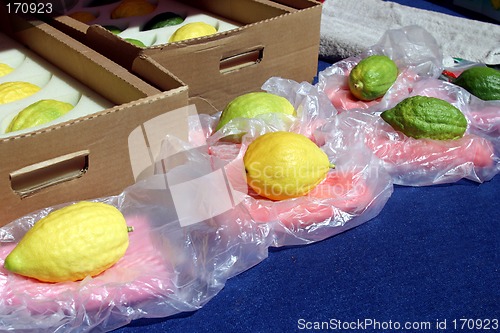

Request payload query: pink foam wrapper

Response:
[369,129,497,186]
[0,215,174,316]
[324,68,419,113]
[209,142,378,231]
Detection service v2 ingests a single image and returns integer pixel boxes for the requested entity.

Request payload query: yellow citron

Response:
[216,92,296,131]
[169,22,217,42]
[68,11,97,23]
[3,201,131,283]
[0,81,40,105]
[0,63,14,77]
[244,131,334,201]
[111,0,156,19]
[7,99,74,133]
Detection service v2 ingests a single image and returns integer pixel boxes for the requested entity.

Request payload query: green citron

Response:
[453,66,500,101]
[381,95,467,140]
[3,201,131,283]
[143,12,184,30]
[349,55,398,101]
[7,99,74,133]
[103,25,122,34]
[216,92,296,131]
[125,38,146,47]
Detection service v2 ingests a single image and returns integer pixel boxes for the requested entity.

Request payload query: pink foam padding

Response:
[367,127,496,170]
[327,87,379,111]
[469,104,500,135]
[0,214,174,315]
[324,68,419,113]
[245,170,374,228]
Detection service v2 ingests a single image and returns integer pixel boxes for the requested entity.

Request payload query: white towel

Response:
[320,0,500,65]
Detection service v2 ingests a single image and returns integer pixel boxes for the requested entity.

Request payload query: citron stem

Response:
[329,163,336,169]
[127,226,134,232]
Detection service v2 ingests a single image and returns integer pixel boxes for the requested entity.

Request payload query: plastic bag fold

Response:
[1,24,497,333]
[317,25,443,113]
[0,78,394,332]
[315,76,500,186]
[315,25,500,186]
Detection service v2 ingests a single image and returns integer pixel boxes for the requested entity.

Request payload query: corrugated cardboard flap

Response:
[6,16,161,104]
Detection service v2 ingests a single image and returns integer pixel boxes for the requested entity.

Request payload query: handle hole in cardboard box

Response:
[220,47,264,74]
[10,150,89,198]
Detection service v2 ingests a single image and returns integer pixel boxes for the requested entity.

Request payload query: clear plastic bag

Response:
[317,78,500,186]
[316,25,499,186]
[207,77,339,143]
[188,78,394,246]
[0,78,394,332]
[204,128,393,247]
[0,174,272,332]
[317,25,444,114]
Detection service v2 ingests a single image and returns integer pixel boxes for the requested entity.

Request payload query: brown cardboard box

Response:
[0,15,190,226]
[47,0,322,110]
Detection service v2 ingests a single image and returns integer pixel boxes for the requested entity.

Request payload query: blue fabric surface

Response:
[114,2,499,332]
[115,179,500,333]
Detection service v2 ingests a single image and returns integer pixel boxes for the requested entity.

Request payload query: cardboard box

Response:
[0,14,191,226]
[47,0,322,110]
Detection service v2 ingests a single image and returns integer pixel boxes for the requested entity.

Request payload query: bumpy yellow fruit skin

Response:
[169,22,217,42]
[0,63,14,77]
[7,99,74,133]
[244,131,333,201]
[0,81,40,105]
[4,201,130,283]
[216,92,296,131]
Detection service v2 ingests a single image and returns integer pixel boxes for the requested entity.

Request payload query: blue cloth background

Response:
[115,1,499,332]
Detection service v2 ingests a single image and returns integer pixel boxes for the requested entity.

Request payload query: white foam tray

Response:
[67,0,241,47]
[0,33,112,138]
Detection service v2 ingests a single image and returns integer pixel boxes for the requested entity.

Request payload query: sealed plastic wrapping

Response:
[315,25,499,186]
[0,176,271,332]
[197,78,394,246]
[317,25,444,113]
[0,78,394,332]
[317,77,500,186]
